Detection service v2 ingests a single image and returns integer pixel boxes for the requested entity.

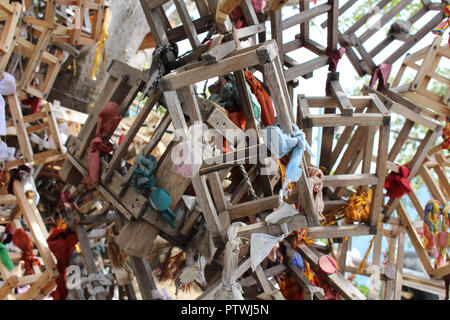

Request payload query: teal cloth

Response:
[209,74,261,123]
[0,243,14,271]
[131,153,158,190]
[149,188,176,229]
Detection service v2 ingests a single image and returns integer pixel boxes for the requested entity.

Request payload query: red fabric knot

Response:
[47,228,78,300]
[326,47,346,73]
[244,70,275,127]
[325,48,346,96]
[384,164,411,199]
[369,63,392,91]
[12,228,41,275]
[21,97,42,114]
[230,0,266,29]
[87,101,122,184]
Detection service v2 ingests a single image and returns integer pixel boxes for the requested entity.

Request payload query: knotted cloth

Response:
[0,242,14,270]
[12,228,41,275]
[230,0,266,29]
[265,124,313,196]
[21,96,41,115]
[214,223,246,300]
[0,72,16,135]
[369,63,392,91]
[88,101,122,184]
[423,200,450,268]
[443,116,449,150]
[307,167,325,220]
[244,71,274,127]
[132,153,157,190]
[47,228,79,300]
[384,164,411,199]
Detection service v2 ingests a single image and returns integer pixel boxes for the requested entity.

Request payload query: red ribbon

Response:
[87,102,122,184]
[369,63,392,91]
[325,47,346,95]
[47,228,78,300]
[384,164,411,199]
[12,228,41,275]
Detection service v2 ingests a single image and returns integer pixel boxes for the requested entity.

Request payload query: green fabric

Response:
[0,243,14,271]
[149,188,176,229]
[209,74,261,123]
[131,153,158,190]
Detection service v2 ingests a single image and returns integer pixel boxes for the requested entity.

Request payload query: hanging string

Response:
[90,7,112,81]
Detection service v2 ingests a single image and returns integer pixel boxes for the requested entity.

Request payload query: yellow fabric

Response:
[90,8,112,81]
[322,188,373,226]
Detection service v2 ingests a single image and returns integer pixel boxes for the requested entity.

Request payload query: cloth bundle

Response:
[0,242,14,270]
[0,140,15,162]
[423,200,450,268]
[307,167,325,220]
[132,153,177,229]
[131,153,157,190]
[265,124,313,196]
[88,102,122,184]
[384,164,411,199]
[12,228,41,275]
[209,74,262,128]
[0,72,16,136]
[230,0,266,29]
[47,228,79,300]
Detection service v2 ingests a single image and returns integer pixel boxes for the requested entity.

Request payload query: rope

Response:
[239,165,258,201]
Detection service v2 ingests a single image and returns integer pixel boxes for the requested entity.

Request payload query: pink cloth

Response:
[369,63,392,90]
[87,102,122,184]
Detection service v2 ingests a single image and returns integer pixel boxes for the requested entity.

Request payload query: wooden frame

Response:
[0,0,22,54]
[269,0,340,83]
[4,16,68,100]
[297,81,390,234]
[362,85,443,220]
[4,94,66,170]
[158,39,319,242]
[391,35,450,119]
[51,0,106,46]
[332,0,446,77]
[0,180,58,300]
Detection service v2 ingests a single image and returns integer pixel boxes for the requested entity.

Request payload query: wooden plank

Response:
[13,181,58,278]
[7,94,34,163]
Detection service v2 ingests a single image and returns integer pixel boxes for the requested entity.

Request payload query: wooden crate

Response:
[139,0,265,67]
[4,94,66,170]
[0,1,22,54]
[51,0,106,46]
[0,180,58,300]
[297,79,390,236]
[362,85,443,220]
[268,0,340,85]
[4,16,68,100]
[332,0,446,77]
[390,35,450,119]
